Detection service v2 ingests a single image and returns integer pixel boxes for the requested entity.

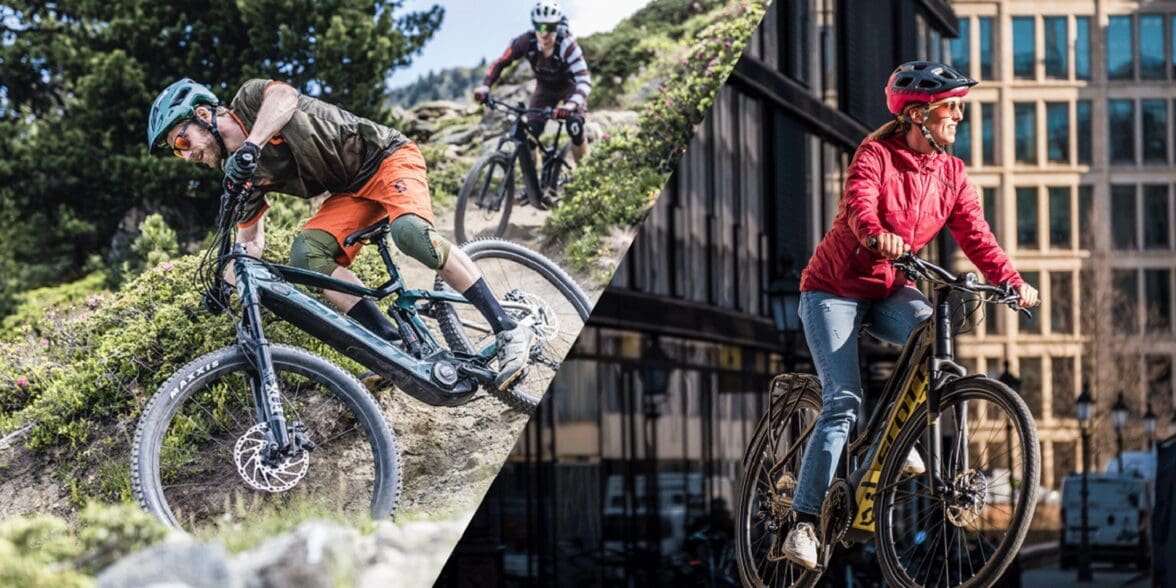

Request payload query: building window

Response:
[1017,187,1038,249]
[1108,100,1135,164]
[1021,357,1043,414]
[1051,356,1076,419]
[983,186,999,238]
[979,16,994,80]
[1076,100,1092,165]
[1107,15,1134,80]
[1078,185,1094,249]
[1114,269,1139,334]
[1013,17,1035,79]
[1112,184,1137,249]
[1173,16,1176,78]
[784,0,811,86]
[1046,102,1069,163]
[951,17,971,76]
[1049,186,1071,248]
[1144,185,1170,249]
[955,105,972,165]
[1146,269,1172,333]
[1044,17,1067,78]
[1075,17,1092,80]
[1142,100,1168,163]
[1020,271,1041,333]
[1014,102,1037,164]
[981,102,996,166]
[1051,271,1073,334]
[929,28,942,63]
[1140,14,1165,80]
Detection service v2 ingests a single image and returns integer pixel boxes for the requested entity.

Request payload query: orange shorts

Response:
[303,142,436,267]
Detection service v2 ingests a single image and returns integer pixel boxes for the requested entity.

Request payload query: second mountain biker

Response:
[475,0,592,164]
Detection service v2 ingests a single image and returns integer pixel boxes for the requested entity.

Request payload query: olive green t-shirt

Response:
[229,79,410,223]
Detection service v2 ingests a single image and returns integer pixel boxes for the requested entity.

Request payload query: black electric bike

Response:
[736,253,1040,588]
[132,183,591,530]
[454,96,577,242]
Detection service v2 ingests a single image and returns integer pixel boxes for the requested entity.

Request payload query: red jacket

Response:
[801,134,1023,300]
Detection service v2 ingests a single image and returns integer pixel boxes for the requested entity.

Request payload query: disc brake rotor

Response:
[504,289,560,344]
[233,423,310,493]
[946,469,989,527]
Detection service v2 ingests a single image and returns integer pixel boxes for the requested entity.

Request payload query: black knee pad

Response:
[567,115,585,146]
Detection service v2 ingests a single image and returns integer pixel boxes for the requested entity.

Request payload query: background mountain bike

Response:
[132,182,590,530]
[736,253,1040,588]
[454,96,576,242]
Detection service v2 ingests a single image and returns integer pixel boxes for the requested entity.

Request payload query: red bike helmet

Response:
[885,61,977,116]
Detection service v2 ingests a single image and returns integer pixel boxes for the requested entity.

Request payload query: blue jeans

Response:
[790,287,932,516]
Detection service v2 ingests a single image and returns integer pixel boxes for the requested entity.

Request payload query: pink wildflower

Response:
[15,376,28,389]
[160,262,174,271]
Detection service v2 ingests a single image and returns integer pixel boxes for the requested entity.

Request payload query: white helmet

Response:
[531,0,563,24]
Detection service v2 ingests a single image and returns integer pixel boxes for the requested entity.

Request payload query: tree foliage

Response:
[0,0,443,315]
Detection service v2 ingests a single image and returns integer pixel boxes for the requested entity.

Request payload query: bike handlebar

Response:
[891,252,1036,317]
[484,96,556,119]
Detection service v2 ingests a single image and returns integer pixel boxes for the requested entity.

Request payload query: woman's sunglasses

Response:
[171,119,195,158]
[533,22,556,33]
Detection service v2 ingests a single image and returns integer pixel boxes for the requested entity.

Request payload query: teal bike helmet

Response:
[147,78,227,159]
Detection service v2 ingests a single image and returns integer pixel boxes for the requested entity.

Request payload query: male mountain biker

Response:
[474,0,592,164]
[780,61,1040,570]
[147,78,533,391]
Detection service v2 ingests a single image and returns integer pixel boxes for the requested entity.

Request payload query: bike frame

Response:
[488,99,567,209]
[215,219,511,459]
[805,283,974,536]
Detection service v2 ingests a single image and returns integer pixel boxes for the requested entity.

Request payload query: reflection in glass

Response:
[1107,16,1134,80]
[983,186,999,239]
[980,17,994,79]
[1112,184,1137,249]
[1015,102,1037,164]
[1051,272,1073,334]
[1108,100,1135,164]
[1046,102,1069,163]
[1013,17,1035,78]
[1142,100,1168,163]
[1017,187,1038,249]
[1044,17,1067,78]
[1078,185,1093,249]
[1144,185,1170,249]
[1114,270,1139,334]
[982,103,995,165]
[1076,100,1092,164]
[1049,186,1071,248]
[1075,17,1092,80]
[1140,15,1164,80]
[951,17,971,76]
[1145,269,1172,333]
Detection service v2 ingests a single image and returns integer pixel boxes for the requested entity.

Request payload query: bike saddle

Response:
[344,217,391,246]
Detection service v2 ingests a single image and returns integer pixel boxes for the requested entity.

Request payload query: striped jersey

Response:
[483,31,592,108]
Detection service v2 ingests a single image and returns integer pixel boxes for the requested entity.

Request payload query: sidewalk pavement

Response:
[1022,563,1150,587]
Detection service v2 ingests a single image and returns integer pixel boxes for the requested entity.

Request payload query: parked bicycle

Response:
[455,96,576,242]
[736,253,1040,587]
[132,182,590,530]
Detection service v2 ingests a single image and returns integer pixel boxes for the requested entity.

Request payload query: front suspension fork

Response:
[234,254,292,462]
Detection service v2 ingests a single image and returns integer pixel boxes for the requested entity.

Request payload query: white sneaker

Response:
[902,448,926,475]
[782,522,820,570]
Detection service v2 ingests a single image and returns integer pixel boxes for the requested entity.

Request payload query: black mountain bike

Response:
[736,253,1040,588]
[132,183,591,530]
[454,96,576,242]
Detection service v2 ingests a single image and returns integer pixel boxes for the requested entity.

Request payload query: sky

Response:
[390,0,652,89]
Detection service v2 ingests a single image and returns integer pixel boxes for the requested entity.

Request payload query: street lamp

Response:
[1144,402,1157,451]
[1112,392,1129,473]
[640,335,672,571]
[769,275,802,372]
[1076,383,1094,582]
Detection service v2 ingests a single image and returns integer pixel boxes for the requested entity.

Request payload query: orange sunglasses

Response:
[171,119,195,158]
